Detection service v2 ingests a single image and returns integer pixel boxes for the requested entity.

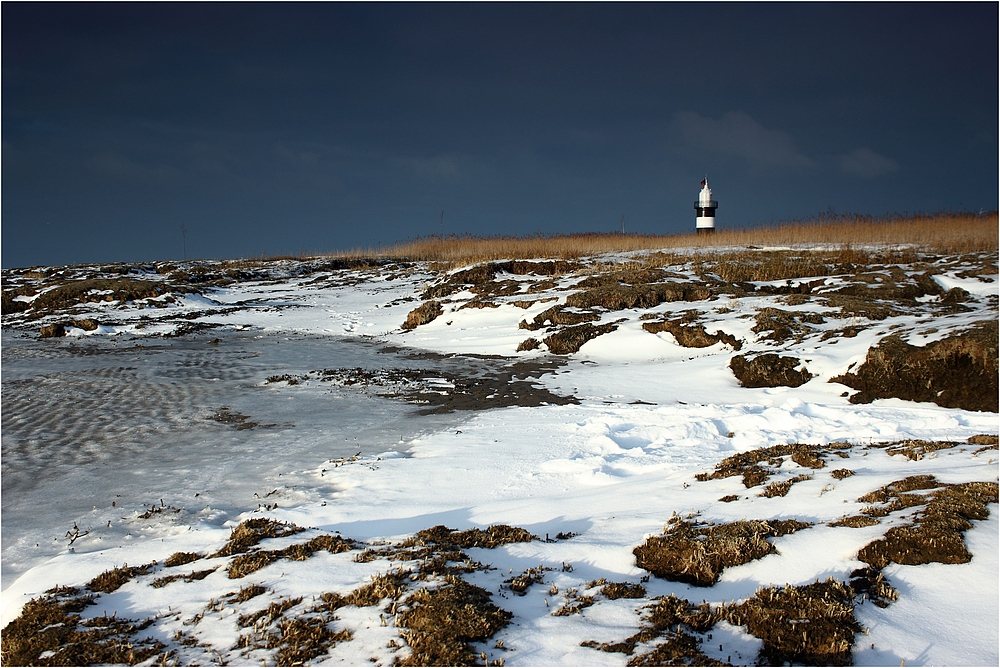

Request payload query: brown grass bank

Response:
[340,213,997,265]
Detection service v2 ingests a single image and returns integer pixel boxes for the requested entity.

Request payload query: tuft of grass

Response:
[212,518,305,558]
[633,517,811,586]
[725,579,860,666]
[761,475,812,498]
[0,588,164,666]
[402,300,444,330]
[396,581,512,666]
[415,524,536,549]
[730,353,814,388]
[857,479,999,569]
[227,534,358,579]
[543,321,621,355]
[87,563,154,594]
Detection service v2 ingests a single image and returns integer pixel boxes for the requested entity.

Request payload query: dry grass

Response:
[339,213,997,266]
[633,517,811,586]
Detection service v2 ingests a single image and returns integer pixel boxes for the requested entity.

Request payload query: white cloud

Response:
[672,111,814,168]
[838,147,899,178]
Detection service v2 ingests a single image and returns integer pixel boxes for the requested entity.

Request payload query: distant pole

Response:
[440,210,444,238]
[621,214,626,235]
[181,224,188,260]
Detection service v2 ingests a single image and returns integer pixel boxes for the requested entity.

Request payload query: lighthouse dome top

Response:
[698,178,713,206]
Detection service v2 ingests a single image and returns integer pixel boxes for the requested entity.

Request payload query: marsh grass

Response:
[342,213,997,266]
[633,517,811,587]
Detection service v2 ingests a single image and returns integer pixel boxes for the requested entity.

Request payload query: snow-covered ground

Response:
[1,248,997,665]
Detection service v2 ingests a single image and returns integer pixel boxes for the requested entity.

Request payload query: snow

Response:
[2,250,997,665]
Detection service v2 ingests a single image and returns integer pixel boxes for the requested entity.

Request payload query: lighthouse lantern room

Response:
[694,178,718,234]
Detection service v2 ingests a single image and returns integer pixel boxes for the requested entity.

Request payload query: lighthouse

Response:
[694,178,718,234]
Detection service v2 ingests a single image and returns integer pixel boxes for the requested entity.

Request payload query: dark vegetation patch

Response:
[880,439,960,461]
[818,294,897,321]
[695,442,850,488]
[848,567,899,608]
[707,252,836,283]
[519,304,600,330]
[633,517,810,586]
[855,477,998,569]
[31,278,169,313]
[87,563,155,594]
[164,551,203,567]
[571,266,679,288]
[582,594,722,665]
[730,353,813,388]
[415,524,536,549]
[402,300,444,330]
[761,474,812,498]
[600,582,647,600]
[543,321,621,354]
[830,468,855,480]
[151,568,217,588]
[516,337,540,352]
[968,434,999,446]
[641,319,742,350]
[228,534,359,579]
[211,518,305,558]
[828,515,881,528]
[0,587,165,667]
[565,282,711,311]
[396,580,512,666]
[309,363,578,413]
[718,494,740,503]
[209,406,266,430]
[589,577,878,666]
[725,579,860,666]
[226,584,268,603]
[551,591,596,617]
[832,321,998,412]
[752,307,825,343]
[504,566,551,596]
[37,318,103,337]
[421,260,580,300]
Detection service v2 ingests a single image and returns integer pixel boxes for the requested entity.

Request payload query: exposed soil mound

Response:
[543,321,620,354]
[832,321,998,412]
[730,353,813,388]
[633,517,810,586]
[396,581,512,666]
[642,319,742,350]
[402,300,444,330]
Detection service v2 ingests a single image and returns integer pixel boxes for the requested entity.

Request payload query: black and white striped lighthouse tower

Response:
[694,178,718,234]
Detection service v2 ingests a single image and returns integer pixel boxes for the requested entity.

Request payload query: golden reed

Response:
[339,213,997,265]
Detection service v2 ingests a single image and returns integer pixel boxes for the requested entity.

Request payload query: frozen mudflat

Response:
[1,247,997,666]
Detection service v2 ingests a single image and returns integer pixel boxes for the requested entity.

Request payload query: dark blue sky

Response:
[3,3,997,268]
